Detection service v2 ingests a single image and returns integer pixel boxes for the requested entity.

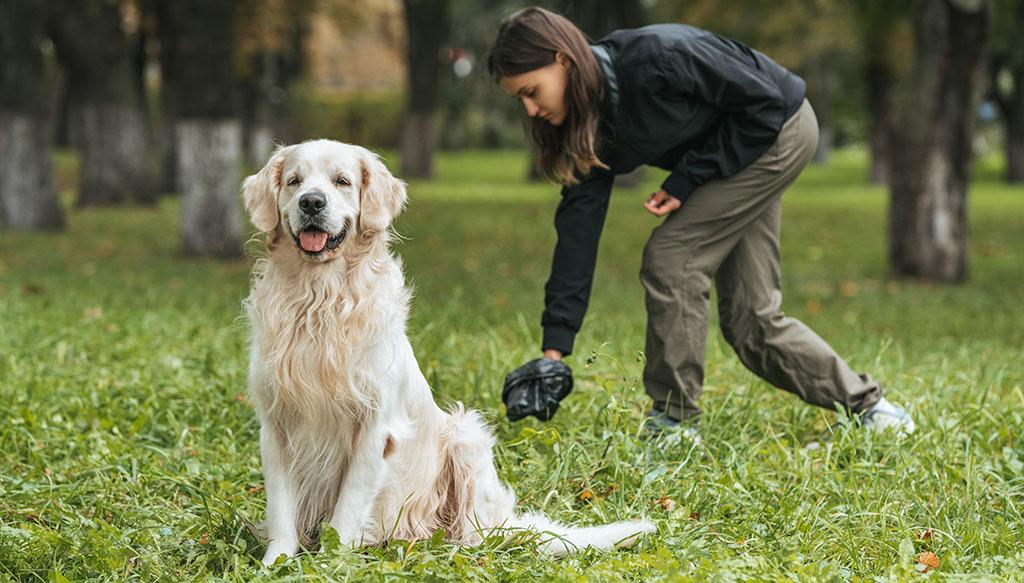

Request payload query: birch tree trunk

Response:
[177,120,244,256]
[400,0,450,178]
[48,0,156,206]
[889,0,990,282]
[0,0,63,229]
[157,0,243,257]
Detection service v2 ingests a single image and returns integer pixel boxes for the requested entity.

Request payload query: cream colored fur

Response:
[242,140,654,566]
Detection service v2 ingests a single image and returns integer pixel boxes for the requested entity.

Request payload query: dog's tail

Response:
[506,512,655,556]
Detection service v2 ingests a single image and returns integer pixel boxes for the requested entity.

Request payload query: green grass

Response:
[1,148,1023,581]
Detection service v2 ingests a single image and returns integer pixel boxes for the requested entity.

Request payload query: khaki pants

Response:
[641,99,883,421]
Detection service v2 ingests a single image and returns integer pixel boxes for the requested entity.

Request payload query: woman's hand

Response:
[543,348,563,361]
[644,190,681,217]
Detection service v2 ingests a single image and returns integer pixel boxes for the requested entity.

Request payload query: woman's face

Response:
[498,55,570,126]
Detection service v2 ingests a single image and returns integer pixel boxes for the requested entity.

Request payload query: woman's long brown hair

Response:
[487,6,607,185]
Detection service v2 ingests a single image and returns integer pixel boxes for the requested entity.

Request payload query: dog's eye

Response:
[334,176,350,187]
[287,176,300,187]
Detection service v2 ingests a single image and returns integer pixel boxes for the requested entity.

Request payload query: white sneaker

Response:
[860,397,916,435]
[643,406,703,445]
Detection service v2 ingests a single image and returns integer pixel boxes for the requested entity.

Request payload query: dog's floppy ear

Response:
[358,149,407,236]
[242,145,294,233]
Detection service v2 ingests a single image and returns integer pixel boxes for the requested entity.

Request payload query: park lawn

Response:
[1,148,1022,581]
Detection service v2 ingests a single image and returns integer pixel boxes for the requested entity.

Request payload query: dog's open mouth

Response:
[293,226,346,255]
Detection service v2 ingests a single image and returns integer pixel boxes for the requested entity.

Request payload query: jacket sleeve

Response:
[658,39,789,201]
[540,170,614,356]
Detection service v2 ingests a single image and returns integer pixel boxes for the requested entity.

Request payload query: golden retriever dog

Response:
[241,139,654,565]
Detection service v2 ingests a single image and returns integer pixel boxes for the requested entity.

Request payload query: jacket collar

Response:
[590,44,619,118]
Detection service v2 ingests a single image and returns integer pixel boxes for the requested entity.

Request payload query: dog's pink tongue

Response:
[299,230,329,252]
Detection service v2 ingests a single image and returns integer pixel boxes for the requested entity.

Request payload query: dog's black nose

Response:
[298,192,327,215]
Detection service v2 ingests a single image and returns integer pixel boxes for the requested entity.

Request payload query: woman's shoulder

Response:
[599,24,713,66]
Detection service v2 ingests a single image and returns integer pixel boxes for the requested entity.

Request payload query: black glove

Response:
[502,358,574,422]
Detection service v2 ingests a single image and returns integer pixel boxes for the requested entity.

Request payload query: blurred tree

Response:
[400,0,451,178]
[655,0,857,165]
[559,0,648,186]
[237,0,317,168]
[156,0,245,257]
[851,1,912,184]
[991,0,1024,182]
[559,0,645,36]
[140,0,182,195]
[0,0,63,229]
[48,0,157,206]
[889,0,990,282]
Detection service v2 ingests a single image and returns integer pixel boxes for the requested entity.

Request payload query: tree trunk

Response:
[177,120,244,257]
[993,64,1024,183]
[866,59,894,184]
[0,114,62,230]
[48,0,156,206]
[158,0,243,257]
[241,56,274,169]
[70,103,154,205]
[400,111,439,178]
[1007,97,1024,182]
[155,0,181,194]
[888,0,990,283]
[0,0,63,230]
[561,0,645,38]
[400,0,450,178]
[811,60,835,164]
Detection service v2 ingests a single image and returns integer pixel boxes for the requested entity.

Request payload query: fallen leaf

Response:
[917,551,940,572]
[579,489,594,501]
[654,495,675,511]
[805,298,822,316]
[689,511,701,521]
[919,528,934,541]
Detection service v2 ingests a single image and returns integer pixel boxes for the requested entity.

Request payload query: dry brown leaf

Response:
[654,495,675,511]
[689,511,701,521]
[919,528,934,541]
[805,298,822,316]
[917,551,940,572]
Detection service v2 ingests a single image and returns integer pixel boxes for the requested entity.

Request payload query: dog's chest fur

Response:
[245,251,410,422]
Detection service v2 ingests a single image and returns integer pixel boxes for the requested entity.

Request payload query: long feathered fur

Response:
[243,140,654,562]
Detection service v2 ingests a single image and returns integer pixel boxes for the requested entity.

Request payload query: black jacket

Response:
[541,24,807,356]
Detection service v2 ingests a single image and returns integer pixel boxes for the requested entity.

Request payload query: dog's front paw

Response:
[262,542,297,566]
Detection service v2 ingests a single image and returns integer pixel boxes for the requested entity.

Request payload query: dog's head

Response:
[242,140,407,263]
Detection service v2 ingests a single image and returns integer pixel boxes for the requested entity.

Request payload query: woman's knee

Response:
[718,304,777,349]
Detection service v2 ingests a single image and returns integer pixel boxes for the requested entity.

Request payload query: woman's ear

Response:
[242,145,294,233]
[358,149,408,236]
[555,51,572,70]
